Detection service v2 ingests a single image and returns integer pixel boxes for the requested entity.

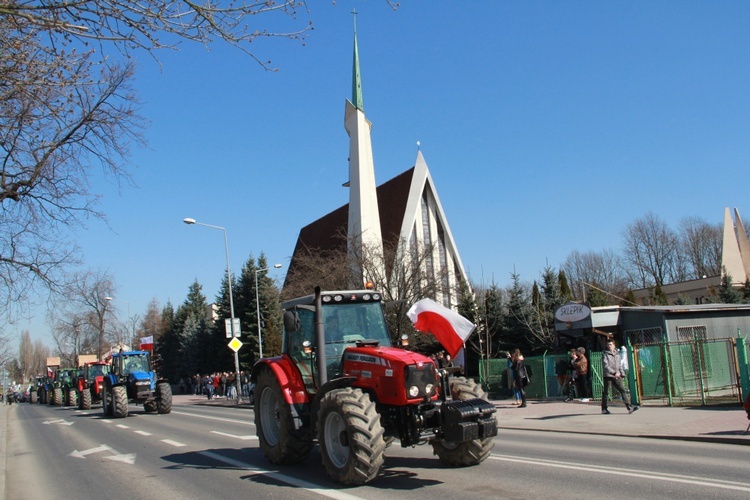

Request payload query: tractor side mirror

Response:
[284,310,300,332]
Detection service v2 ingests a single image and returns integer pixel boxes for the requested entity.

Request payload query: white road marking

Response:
[116,424,129,429]
[69,444,136,464]
[42,419,73,426]
[134,430,152,436]
[199,451,364,500]
[100,419,113,423]
[210,431,257,440]
[161,439,186,447]
[490,454,750,493]
[172,410,254,426]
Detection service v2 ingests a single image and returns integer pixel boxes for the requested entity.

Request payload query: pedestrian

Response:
[564,349,577,402]
[511,348,529,408]
[506,352,521,405]
[227,372,236,400]
[574,347,589,401]
[241,371,250,399]
[601,339,639,415]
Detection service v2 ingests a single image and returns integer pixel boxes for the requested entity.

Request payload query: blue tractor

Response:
[102,350,172,418]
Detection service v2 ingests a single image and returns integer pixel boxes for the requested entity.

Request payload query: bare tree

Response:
[31,339,50,377]
[679,216,722,279]
[1,1,314,70]
[51,270,116,360]
[1,15,143,317]
[18,330,33,381]
[622,212,687,288]
[562,249,629,303]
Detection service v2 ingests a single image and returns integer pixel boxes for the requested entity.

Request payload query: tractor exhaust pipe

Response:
[314,286,327,386]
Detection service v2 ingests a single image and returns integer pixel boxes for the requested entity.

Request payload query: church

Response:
[284,21,468,310]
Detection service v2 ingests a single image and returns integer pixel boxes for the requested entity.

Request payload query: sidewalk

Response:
[177,394,750,446]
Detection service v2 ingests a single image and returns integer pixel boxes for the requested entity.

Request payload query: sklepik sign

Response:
[554,302,591,323]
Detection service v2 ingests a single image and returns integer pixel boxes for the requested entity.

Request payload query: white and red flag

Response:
[46,366,54,378]
[407,298,476,358]
[140,336,154,350]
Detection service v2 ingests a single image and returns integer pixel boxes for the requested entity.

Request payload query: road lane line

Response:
[134,430,152,436]
[172,410,254,426]
[199,451,364,500]
[116,424,129,429]
[489,454,750,493]
[210,431,257,440]
[161,439,186,447]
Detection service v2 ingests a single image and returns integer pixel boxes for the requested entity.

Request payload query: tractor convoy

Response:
[30,350,171,418]
[23,287,496,486]
[251,287,498,486]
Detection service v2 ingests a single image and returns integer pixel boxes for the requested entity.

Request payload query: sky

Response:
[13,1,750,346]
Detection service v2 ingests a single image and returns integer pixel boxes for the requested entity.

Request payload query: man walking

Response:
[601,339,638,415]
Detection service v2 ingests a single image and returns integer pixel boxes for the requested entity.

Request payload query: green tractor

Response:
[53,368,79,406]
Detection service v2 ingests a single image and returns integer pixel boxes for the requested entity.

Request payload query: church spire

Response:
[351,10,364,111]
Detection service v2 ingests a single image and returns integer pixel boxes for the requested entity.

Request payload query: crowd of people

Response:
[178,371,253,401]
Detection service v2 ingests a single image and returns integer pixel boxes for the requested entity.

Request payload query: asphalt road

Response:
[5,401,750,499]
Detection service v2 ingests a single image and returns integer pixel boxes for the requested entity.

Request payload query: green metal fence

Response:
[478,336,749,407]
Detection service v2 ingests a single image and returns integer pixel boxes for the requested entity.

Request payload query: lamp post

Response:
[255,264,282,359]
[106,296,132,349]
[183,217,242,403]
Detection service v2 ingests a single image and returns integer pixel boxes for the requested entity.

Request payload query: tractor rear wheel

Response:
[53,388,63,406]
[156,382,172,414]
[112,385,128,418]
[318,387,385,486]
[431,376,494,466]
[102,384,113,417]
[66,388,77,407]
[80,388,92,410]
[254,368,312,465]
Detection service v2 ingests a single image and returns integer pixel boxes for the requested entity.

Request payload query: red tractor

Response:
[251,288,497,486]
[77,361,110,410]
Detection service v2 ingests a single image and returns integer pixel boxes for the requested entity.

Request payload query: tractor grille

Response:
[404,364,438,399]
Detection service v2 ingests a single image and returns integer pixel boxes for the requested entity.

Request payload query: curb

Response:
[0,401,8,500]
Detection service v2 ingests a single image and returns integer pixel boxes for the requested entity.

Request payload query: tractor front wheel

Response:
[112,385,128,418]
[80,388,91,410]
[318,387,385,486]
[254,369,311,465]
[156,382,172,414]
[431,376,494,466]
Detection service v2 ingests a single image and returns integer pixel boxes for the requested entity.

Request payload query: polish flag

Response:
[407,298,476,358]
[47,366,54,378]
[140,336,154,350]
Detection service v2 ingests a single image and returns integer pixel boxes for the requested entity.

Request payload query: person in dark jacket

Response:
[601,339,638,414]
[511,348,529,408]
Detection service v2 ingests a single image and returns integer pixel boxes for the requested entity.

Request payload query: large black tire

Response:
[156,382,172,414]
[254,369,312,465]
[65,388,77,407]
[318,387,386,486]
[102,384,113,417]
[80,388,92,410]
[112,385,128,418]
[143,401,157,413]
[53,388,63,406]
[431,377,495,466]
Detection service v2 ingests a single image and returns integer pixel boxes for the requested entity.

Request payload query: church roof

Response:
[285,167,415,286]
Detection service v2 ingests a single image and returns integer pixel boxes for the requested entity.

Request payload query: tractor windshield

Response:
[122,355,149,374]
[322,302,391,346]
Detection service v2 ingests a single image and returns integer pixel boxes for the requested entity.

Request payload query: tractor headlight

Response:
[408,385,420,398]
[425,384,434,395]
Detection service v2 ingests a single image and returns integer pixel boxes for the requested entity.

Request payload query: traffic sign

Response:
[228,338,243,352]
[224,318,241,338]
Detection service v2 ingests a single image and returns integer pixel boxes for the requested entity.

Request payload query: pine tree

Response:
[717,268,741,304]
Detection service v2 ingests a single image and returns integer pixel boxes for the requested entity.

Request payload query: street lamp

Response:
[255,264,282,359]
[183,217,242,403]
[106,296,132,349]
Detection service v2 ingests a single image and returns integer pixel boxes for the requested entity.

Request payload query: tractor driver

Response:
[325,315,343,343]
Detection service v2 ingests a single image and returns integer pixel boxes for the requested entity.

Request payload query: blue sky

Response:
[16,1,750,345]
